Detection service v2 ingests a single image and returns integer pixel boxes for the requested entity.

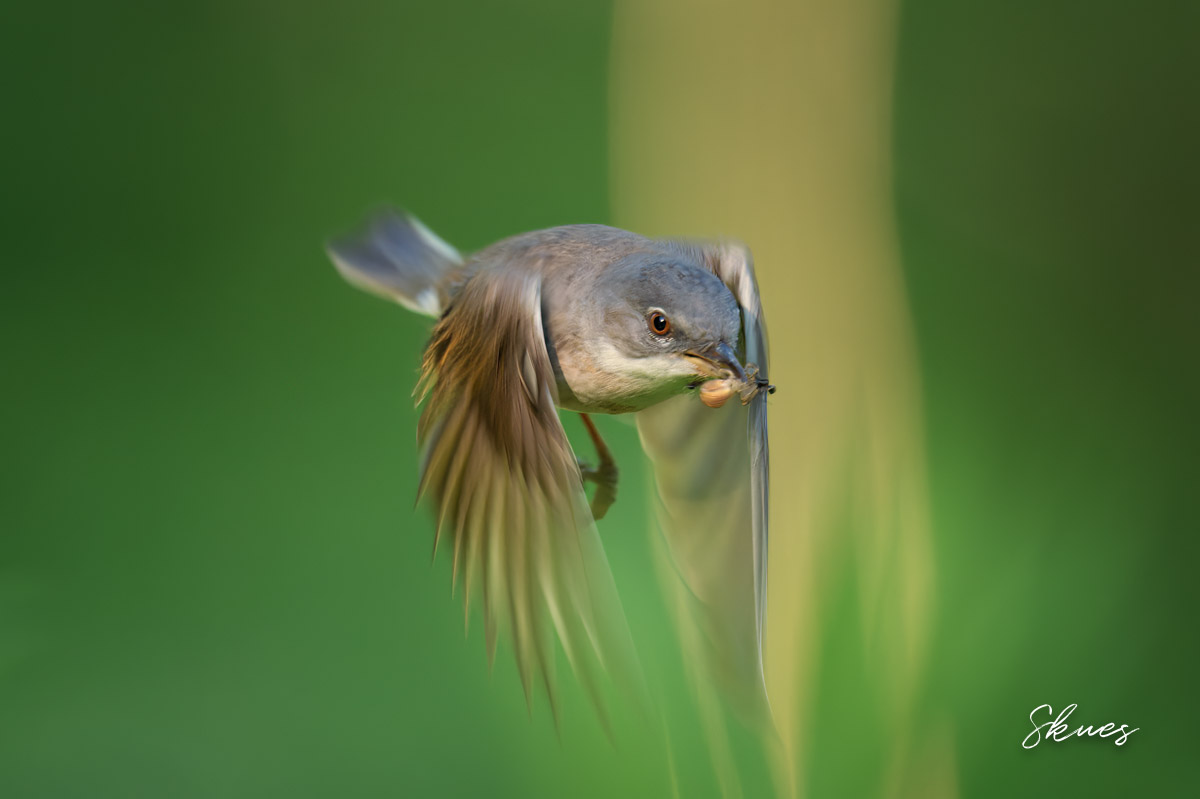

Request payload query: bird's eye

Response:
[647,310,671,336]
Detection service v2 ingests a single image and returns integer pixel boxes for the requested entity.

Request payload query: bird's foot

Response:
[577,457,618,521]
[578,414,618,520]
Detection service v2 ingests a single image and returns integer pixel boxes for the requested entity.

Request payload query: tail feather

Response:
[327,209,463,317]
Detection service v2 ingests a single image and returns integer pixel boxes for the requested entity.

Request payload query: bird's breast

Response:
[552,338,694,415]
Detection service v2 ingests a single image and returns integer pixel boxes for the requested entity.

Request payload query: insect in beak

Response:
[684,343,775,408]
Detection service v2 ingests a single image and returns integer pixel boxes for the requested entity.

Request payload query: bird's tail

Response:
[327,209,463,317]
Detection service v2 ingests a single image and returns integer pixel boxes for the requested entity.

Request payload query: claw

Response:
[578,414,618,520]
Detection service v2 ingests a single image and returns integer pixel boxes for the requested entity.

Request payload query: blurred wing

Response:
[417,265,642,729]
[636,240,771,724]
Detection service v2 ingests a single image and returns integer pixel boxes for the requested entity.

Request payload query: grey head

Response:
[554,247,747,413]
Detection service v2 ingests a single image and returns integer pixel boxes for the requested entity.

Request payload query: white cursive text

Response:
[1022,703,1138,749]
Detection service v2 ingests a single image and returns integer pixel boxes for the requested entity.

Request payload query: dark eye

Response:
[647,310,671,336]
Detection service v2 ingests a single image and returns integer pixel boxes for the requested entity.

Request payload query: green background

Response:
[3,1,1195,796]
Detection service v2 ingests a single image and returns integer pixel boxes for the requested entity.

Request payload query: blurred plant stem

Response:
[609,1,957,796]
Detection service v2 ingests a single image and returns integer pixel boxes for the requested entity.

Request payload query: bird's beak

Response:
[683,341,746,382]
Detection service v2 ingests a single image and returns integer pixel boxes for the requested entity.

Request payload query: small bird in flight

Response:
[328,210,773,728]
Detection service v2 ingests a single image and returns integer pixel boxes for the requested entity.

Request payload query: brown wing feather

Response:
[416,265,642,727]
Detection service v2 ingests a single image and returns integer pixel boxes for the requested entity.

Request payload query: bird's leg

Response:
[576,413,618,520]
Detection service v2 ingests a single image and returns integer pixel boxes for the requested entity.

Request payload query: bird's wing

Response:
[417,264,642,729]
[636,240,771,725]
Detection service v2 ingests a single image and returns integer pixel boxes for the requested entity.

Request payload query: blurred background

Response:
[2,1,1196,797]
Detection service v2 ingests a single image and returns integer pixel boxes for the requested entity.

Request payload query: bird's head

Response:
[594,253,746,403]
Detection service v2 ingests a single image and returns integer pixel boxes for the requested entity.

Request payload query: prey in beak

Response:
[683,342,775,408]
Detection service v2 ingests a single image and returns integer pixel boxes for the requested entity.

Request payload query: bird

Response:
[327,209,773,730]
